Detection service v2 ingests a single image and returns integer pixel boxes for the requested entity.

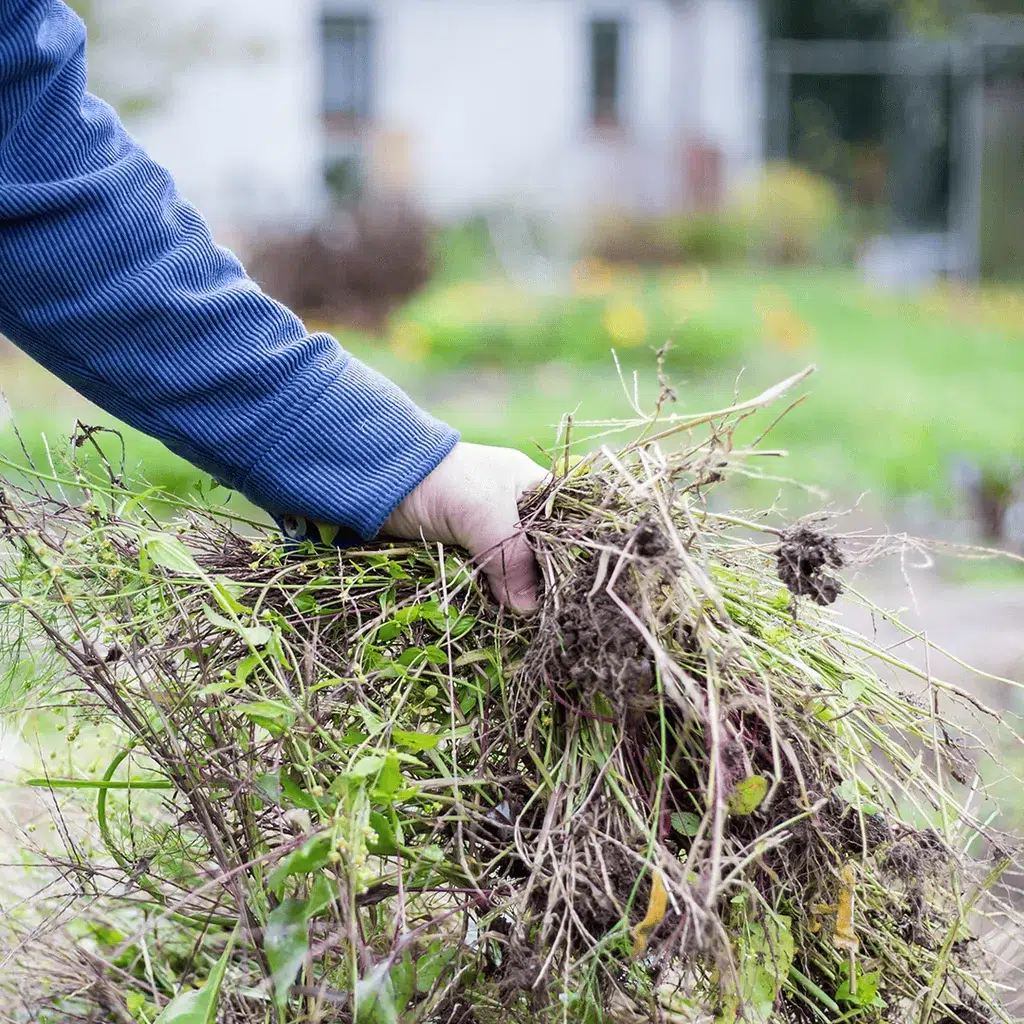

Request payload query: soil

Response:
[775,526,845,606]
[530,520,672,720]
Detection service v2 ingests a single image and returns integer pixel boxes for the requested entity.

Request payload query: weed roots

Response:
[1,370,1021,1023]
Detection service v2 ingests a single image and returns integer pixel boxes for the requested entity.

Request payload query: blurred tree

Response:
[767,0,1024,39]
[900,0,1024,33]
[66,0,268,123]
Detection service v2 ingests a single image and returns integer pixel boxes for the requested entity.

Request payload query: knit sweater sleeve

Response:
[0,0,458,540]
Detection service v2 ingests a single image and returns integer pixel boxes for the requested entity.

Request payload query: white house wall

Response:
[371,0,580,216]
[115,0,764,233]
[119,0,325,240]
[689,0,764,190]
[347,0,690,218]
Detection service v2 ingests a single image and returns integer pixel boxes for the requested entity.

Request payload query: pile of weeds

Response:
[0,368,1022,1023]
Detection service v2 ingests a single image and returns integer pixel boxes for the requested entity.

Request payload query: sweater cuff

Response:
[237,351,459,541]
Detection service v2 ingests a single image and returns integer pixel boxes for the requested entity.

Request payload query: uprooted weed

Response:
[1,367,1023,1023]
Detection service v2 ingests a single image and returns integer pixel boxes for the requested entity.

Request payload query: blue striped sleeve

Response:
[0,0,458,539]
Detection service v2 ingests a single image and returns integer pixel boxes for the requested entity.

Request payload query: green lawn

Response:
[3,268,1023,518]
[351,269,1024,509]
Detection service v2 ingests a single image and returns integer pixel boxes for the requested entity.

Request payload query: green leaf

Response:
[727,775,769,816]
[423,645,448,665]
[388,953,417,1016]
[234,653,262,688]
[716,914,794,1024]
[834,779,861,805]
[836,970,881,1007]
[154,928,237,1024]
[671,811,702,837]
[414,943,457,994]
[201,604,272,648]
[280,775,321,812]
[356,704,386,737]
[256,773,282,804]
[347,754,387,779]
[392,729,441,752]
[842,676,867,702]
[367,810,398,856]
[266,627,289,666]
[393,606,423,625]
[267,834,332,898]
[449,615,477,639]
[356,962,398,1024]
[238,700,297,736]
[125,991,148,1017]
[397,647,424,667]
[198,678,242,696]
[374,753,404,801]
[141,534,202,577]
[306,873,335,918]
[453,649,493,668]
[376,621,402,642]
[264,899,309,1014]
[210,576,248,615]
[118,486,163,519]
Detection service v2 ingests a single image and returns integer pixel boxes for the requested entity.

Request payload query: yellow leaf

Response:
[833,862,858,951]
[727,775,769,816]
[630,869,668,957]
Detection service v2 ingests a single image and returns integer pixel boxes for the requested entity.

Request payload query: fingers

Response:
[515,458,552,494]
[480,526,541,615]
[481,458,548,614]
[461,473,544,614]
[379,442,550,614]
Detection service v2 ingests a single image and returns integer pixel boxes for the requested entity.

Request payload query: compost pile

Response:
[0,371,1021,1024]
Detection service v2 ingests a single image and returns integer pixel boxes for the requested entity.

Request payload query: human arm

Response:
[0,0,544,610]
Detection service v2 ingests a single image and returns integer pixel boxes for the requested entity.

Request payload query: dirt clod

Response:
[531,523,674,718]
[775,526,844,606]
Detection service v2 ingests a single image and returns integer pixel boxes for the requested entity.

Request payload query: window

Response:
[590,19,625,126]
[322,15,373,120]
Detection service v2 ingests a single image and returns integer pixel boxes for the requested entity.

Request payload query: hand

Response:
[381,442,549,614]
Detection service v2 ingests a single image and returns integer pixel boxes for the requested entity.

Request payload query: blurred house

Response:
[128,0,764,238]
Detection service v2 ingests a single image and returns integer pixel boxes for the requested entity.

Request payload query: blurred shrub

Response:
[734,163,841,265]
[588,214,679,265]
[587,211,750,267]
[431,216,500,284]
[385,275,748,372]
[248,202,432,327]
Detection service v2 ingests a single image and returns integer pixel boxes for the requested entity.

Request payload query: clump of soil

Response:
[531,520,673,719]
[495,946,546,1010]
[776,526,844,606]
[826,796,892,853]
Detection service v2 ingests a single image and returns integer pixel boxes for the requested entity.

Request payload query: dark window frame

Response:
[322,13,374,123]
[589,18,627,128]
